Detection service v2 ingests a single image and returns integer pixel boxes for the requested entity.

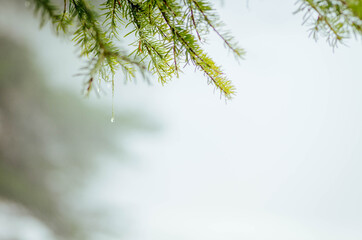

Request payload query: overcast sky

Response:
[1,0,362,239]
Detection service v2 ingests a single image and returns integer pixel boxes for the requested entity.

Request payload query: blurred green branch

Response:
[295,0,362,47]
[0,36,157,240]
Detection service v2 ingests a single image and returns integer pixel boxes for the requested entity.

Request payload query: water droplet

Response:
[110,74,115,123]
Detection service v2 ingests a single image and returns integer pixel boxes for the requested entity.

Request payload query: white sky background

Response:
[1,0,362,239]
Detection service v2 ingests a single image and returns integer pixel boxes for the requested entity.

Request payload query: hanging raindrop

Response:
[111,73,115,123]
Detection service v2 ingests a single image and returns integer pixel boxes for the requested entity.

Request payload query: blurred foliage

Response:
[0,36,156,240]
[296,0,362,47]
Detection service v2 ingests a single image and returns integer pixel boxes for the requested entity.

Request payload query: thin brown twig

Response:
[191,0,239,53]
[189,5,201,41]
[308,2,343,40]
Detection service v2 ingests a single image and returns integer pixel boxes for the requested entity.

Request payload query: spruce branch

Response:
[296,0,362,47]
[29,0,243,99]
[27,0,362,100]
